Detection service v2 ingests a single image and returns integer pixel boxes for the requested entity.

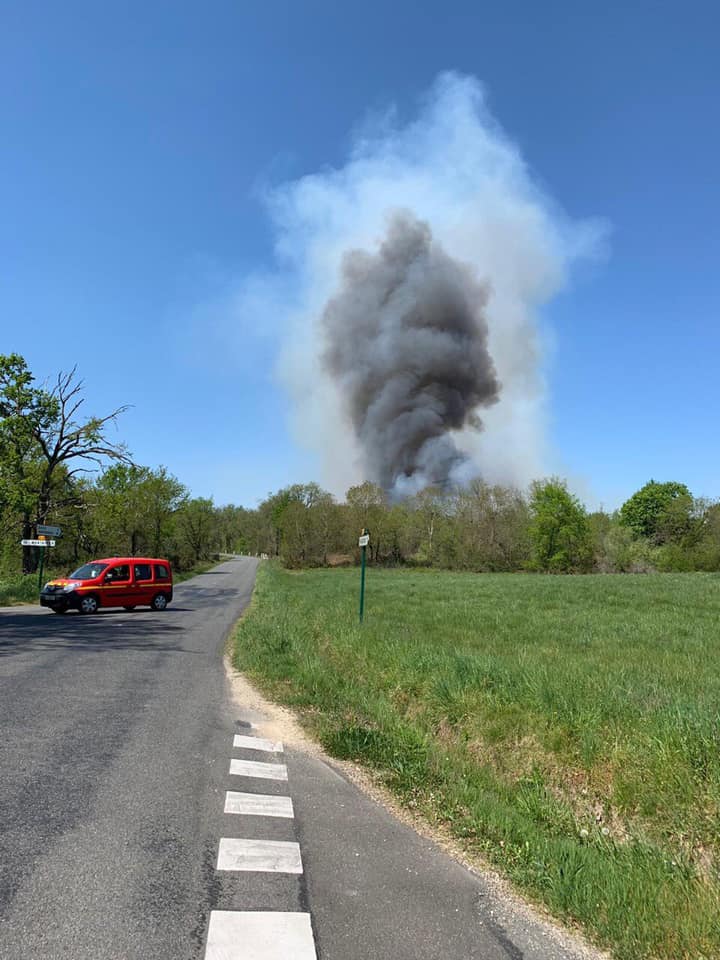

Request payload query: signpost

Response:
[358,529,370,623]
[21,526,61,589]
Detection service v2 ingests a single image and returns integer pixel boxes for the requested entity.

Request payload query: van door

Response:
[153,563,172,601]
[132,563,154,606]
[101,563,132,607]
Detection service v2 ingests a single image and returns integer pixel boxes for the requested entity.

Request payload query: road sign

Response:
[21,539,55,547]
[358,528,370,623]
[37,524,62,537]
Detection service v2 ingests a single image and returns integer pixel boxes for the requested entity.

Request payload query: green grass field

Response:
[234,564,720,960]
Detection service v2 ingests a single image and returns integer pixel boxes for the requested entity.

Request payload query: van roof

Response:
[92,557,171,565]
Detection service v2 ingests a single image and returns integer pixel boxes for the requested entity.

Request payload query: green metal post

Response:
[359,542,367,623]
[37,546,45,591]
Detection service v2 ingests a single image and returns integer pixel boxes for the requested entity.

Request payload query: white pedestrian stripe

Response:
[217,837,303,873]
[229,758,288,781]
[225,791,294,818]
[205,724,315,959]
[233,734,284,753]
[205,911,317,960]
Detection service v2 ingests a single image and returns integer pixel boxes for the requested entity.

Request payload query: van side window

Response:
[155,564,169,581]
[105,565,130,583]
[134,564,152,582]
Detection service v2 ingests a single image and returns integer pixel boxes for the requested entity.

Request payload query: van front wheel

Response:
[151,593,168,611]
[79,595,99,615]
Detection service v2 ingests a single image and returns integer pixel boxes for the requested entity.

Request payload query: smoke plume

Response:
[322,211,499,491]
[240,73,603,495]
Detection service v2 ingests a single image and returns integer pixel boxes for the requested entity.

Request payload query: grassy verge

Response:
[0,573,46,605]
[233,563,720,960]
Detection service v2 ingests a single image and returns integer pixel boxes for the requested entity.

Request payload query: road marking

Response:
[225,791,294,818]
[205,911,316,959]
[229,758,288,780]
[217,837,303,873]
[233,734,284,753]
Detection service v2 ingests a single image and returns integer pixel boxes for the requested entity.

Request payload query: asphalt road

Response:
[0,559,259,960]
[0,558,595,960]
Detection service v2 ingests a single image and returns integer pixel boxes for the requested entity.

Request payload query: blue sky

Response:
[2,0,718,509]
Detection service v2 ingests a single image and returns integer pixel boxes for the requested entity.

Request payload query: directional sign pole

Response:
[37,540,46,591]
[358,529,370,624]
[19,538,53,587]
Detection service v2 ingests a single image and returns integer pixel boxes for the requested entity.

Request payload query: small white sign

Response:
[358,534,370,547]
[21,539,55,547]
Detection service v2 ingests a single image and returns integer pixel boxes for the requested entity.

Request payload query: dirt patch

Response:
[224,657,324,757]
[326,553,353,566]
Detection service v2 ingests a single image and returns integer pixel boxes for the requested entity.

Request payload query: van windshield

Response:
[68,562,108,580]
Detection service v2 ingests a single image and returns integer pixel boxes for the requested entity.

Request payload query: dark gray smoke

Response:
[321,212,501,492]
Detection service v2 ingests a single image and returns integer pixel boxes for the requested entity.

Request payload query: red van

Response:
[40,557,174,614]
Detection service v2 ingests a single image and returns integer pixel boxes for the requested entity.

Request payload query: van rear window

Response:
[134,564,152,582]
[155,564,169,581]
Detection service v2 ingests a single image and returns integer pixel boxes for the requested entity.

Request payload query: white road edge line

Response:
[216,837,303,873]
[205,911,317,960]
[233,734,284,753]
[224,791,294,818]
[229,758,288,781]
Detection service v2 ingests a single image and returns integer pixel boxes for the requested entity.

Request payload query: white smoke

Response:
[258,73,603,496]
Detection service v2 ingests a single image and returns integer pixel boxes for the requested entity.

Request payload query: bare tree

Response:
[33,367,131,525]
[0,356,132,572]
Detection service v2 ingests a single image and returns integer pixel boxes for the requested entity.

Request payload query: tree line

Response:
[252,477,720,573]
[2,354,718,577]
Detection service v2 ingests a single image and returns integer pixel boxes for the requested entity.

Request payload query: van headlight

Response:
[63,583,78,592]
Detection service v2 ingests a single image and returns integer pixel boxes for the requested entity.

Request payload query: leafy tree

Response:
[260,487,297,557]
[693,502,720,571]
[385,501,413,565]
[216,504,256,555]
[88,465,186,557]
[345,482,388,561]
[311,491,342,565]
[528,479,593,572]
[451,480,531,571]
[271,484,340,567]
[142,467,188,555]
[0,354,57,529]
[277,500,313,567]
[409,487,448,565]
[619,480,693,543]
[176,497,217,563]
